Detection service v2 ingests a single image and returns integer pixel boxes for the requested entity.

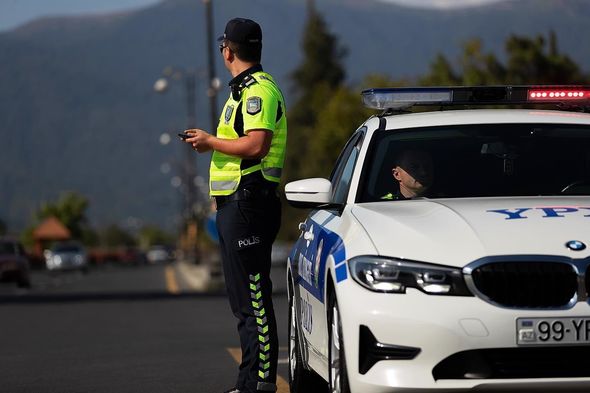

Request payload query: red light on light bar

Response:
[529,89,589,101]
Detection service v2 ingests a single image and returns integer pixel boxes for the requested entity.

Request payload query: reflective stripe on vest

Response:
[210,180,239,191]
[209,165,282,192]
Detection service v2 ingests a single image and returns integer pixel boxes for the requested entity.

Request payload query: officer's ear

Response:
[224,47,235,63]
[392,167,402,181]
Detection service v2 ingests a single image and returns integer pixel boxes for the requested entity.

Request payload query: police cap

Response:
[218,18,262,45]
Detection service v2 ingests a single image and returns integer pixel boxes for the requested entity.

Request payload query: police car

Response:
[284,86,590,392]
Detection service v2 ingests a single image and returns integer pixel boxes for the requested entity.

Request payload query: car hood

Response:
[351,197,590,267]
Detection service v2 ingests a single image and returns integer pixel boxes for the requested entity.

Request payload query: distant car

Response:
[45,242,89,272]
[146,245,174,264]
[0,238,31,288]
[118,247,147,265]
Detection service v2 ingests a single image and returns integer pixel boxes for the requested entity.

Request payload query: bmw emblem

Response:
[566,240,586,251]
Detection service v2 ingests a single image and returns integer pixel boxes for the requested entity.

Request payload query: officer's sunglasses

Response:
[218,42,229,54]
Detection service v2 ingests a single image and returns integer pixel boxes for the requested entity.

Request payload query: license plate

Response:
[517,317,590,345]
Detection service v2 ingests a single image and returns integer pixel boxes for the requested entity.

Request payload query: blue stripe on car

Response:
[291,215,347,303]
[335,264,348,282]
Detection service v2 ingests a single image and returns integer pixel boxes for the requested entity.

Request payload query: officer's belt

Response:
[215,187,277,208]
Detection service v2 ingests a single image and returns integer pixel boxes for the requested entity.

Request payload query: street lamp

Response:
[154,67,199,221]
[154,67,201,262]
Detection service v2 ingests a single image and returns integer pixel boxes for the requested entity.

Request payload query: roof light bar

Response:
[361,88,452,110]
[528,88,589,101]
[362,85,590,110]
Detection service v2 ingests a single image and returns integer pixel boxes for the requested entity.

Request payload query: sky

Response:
[0,0,508,32]
[0,0,160,31]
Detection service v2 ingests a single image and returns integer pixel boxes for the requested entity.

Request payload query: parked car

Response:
[146,245,174,264]
[286,86,590,392]
[44,242,89,272]
[0,237,31,288]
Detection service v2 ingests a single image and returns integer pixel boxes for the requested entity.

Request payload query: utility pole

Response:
[203,0,218,135]
[183,72,197,224]
[154,68,199,262]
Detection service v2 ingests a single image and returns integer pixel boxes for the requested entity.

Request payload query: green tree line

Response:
[19,191,174,250]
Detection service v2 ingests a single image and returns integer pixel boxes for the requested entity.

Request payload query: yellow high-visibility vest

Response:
[210,71,287,196]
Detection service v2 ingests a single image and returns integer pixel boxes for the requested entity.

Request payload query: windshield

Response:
[359,123,590,202]
[53,245,84,253]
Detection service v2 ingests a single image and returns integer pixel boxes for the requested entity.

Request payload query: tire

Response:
[328,293,351,393]
[288,283,328,392]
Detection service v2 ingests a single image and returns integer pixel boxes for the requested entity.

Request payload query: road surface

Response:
[0,260,298,393]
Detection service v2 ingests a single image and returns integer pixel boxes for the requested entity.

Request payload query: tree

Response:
[280,4,349,240]
[36,191,90,240]
[290,4,347,125]
[419,54,461,86]
[304,87,373,179]
[420,32,588,86]
[138,225,174,249]
[99,224,137,248]
[286,4,347,182]
[504,31,586,84]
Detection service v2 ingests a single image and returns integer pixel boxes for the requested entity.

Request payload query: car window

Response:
[331,128,365,204]
[53,245,83,253]
[359,124,590,202]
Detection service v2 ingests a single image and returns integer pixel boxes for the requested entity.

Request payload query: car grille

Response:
[433,347,590,380]
[470,261,577,308]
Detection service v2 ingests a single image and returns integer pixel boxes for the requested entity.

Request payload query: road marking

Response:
[165,266,180,294]
[226,347,289,393]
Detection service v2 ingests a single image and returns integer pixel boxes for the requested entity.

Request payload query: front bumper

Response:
[337,280,590,392]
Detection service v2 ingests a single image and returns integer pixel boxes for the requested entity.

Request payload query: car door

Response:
[293,128,366,372]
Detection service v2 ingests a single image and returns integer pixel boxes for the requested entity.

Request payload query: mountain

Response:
[1,0,589,232]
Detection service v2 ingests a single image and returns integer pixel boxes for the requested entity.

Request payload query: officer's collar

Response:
[228,64,263,89]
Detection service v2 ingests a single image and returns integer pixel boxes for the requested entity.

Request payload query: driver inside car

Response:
[381,149,434,200]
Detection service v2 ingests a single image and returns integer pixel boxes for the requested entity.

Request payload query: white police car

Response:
[285,86,590,392]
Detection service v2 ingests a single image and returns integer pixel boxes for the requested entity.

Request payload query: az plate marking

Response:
[518,317,590,345]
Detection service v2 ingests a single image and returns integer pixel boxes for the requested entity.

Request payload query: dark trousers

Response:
[216,195,281,393]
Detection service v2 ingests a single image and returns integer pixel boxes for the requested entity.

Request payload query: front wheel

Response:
[288,284,327,392]
[328,294,351,393]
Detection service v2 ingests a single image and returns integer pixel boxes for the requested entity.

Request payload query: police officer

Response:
[183,17,286,393]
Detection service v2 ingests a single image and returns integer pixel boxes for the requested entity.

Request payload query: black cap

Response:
[217,18,262,45]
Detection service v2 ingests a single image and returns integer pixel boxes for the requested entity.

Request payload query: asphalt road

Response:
[0,261,292,393]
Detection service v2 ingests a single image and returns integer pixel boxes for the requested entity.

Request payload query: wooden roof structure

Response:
[33,217,70,240]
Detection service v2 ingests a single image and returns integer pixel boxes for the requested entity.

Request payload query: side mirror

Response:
[285,178,340,209]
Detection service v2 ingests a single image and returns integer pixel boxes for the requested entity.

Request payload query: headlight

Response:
[349,256,472,296]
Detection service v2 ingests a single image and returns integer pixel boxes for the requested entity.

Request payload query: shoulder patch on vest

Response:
[246,96,262,115]
[224,105,234,124]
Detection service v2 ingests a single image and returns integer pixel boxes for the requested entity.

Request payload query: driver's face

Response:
[393,151,434,196]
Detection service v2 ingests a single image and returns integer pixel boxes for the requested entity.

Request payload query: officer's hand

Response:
[184,129,213,153]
